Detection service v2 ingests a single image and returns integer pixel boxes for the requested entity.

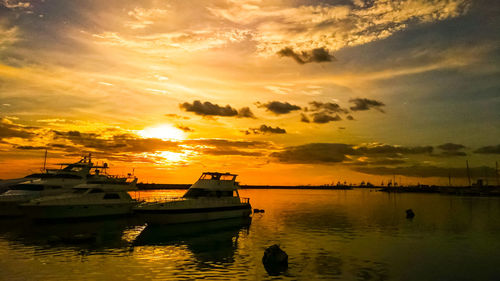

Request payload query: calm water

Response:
[1,189,500,281]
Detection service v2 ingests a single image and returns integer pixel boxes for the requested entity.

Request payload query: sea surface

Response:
[1,189,499,281]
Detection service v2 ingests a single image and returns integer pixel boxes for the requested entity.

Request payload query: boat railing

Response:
[137,196,250,207]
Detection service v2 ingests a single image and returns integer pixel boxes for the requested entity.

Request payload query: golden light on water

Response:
[138,124,186,141]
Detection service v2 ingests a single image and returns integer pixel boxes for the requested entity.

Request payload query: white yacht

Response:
[0,156,95,216]
[21,175,139,220]
[134,172,251,225]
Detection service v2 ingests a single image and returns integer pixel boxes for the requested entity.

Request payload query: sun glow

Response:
[138,124,186,141]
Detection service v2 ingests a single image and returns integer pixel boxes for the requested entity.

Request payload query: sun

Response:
[138,124,186,141]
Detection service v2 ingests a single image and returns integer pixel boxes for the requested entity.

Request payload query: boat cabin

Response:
[183,172,240,199]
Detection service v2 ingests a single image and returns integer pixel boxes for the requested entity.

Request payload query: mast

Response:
[496,161,499,187]
[42,149,48,171]
[466,160,471,187]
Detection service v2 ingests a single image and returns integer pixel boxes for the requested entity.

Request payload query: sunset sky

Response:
[0,0,499,185]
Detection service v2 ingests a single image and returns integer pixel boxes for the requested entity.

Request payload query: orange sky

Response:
[0,0,499,185]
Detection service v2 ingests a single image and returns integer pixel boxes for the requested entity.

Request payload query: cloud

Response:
[180,100,254,118]
[311,112,342,124]
[355,144,433,155]
[203,148,264,157]
[237,107,256,118]
[176,125,193,132]
[50,129,276,159]
[434,142,467,157]
[209,0,469,57]
[349,98,385,112]
[185,138,274,149]
[474,144,500,154]
[246,124,286,135]
[165,114,190,120]
[257,101,301,115]
[353,165,497,178]
[300,113,310,123]
[271,143,355,164]
[309,101,349,114]
[277,47,335,64]
[0,118,35,140]
[271,142,435,164]
[438,143,466,151]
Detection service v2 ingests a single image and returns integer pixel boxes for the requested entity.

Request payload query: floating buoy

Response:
[406,209,415,219]
[254,208,265,213]
[262,244,288,276]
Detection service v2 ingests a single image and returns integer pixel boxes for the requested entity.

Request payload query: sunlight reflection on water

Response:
[0,189,499,280]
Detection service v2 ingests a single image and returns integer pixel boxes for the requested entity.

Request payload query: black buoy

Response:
[406,209,415,219]
[262,244,288,276]
[254,208,265,213]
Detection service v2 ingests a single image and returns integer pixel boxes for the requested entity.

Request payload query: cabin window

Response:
[183,188,211,198]
[220,175,235,181]
[183,188,234,198]
[11,184,44,191]
[89,188,104,193]
[47,185,62,189]
[103,193,120,199]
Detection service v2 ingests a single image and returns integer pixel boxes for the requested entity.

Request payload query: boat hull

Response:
[21,202,137,220]
[135,203,252,225]
[0,201,25,217]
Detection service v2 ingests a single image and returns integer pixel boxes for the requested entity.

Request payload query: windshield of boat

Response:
[199,173,236,181]
[183,188,235,198]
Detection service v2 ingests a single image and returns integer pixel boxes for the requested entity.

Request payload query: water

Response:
[1,189,500,281]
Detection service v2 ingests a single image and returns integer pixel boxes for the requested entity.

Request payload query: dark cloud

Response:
[257,101,301,115]
[246,125,286,135]
[300,113,310,123]
[203,148,264,157]
[438,143,466,151]
[349,98,385,112]
[474,145,500,154]
[355,144,433,155]
[271,143,355,164]
[185,139,274,149]
[271,143,435,164]
[15,145,46,150]
[312,112,342,124]
[176,125,193,132]
[277,47,335,64]
[50,129,275,160]
[0,118,35,140]
[353,165,497,178]
[237,107,256,118]
[433,143,467,157]
[180,100,237,117]
[179,101,255,118]
[309,101,349,114]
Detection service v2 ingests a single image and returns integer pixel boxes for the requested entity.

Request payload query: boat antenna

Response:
[466,160,471,187]
[496,161,499,187]
[42,149,48,172]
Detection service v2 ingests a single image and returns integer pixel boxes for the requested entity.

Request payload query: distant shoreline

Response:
[136,183,500,196]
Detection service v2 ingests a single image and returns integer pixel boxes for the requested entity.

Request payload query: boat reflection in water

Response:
[0,217,145,255]
[134,217,252,264]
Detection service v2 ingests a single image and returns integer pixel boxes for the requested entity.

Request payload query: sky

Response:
[0,0,499,185]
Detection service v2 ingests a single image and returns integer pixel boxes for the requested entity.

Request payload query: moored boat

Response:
[134,172,251,225]
[0,156,95,216]
[20,175,139,220]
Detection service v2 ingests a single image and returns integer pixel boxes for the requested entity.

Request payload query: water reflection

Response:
[134,217,251,265]
[0,217,143,256]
